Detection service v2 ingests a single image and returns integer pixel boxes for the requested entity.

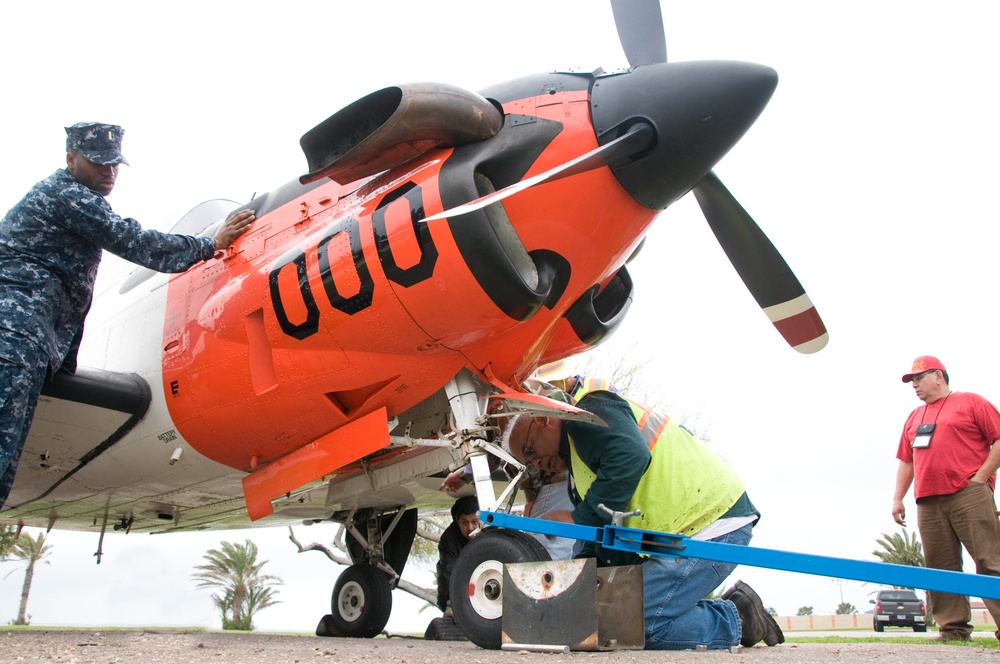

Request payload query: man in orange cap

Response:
[894,355,1000,641]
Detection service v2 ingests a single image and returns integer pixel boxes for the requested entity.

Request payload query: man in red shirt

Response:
[893,355,1000,641]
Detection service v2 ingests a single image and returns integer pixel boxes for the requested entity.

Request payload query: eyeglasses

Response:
[911,369,939,383]
[520,420,538,464]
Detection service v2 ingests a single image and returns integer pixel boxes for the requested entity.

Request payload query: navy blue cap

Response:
[65,122,129,166]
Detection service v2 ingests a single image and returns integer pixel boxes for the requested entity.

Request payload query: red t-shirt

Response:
[897,391,1000,499]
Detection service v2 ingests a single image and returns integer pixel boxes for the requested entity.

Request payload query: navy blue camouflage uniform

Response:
[0,123,219,508]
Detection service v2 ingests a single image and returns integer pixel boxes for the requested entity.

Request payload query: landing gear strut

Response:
[320,507,418,638]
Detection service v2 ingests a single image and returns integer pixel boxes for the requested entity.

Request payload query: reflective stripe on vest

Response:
[568,389,745,536]
[568,376,618,402]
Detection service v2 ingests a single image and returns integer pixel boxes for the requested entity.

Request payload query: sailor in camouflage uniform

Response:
[0,122,254,508]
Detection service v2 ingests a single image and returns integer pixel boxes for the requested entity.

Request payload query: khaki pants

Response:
[917,482,1000,639]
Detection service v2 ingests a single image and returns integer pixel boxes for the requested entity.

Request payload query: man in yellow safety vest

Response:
[504,385,783,650]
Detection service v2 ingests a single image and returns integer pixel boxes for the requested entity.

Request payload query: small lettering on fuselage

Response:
[157,430,178,443]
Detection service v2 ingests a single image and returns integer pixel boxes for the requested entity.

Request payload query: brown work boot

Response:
[934,632,971,642]
[722,580,785,647]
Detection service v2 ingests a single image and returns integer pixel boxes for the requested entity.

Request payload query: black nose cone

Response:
[591,60,778,209]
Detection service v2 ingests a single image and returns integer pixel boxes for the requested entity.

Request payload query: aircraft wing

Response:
[3,367,152,517]
[1,367,489,535]
[3,366,322,533]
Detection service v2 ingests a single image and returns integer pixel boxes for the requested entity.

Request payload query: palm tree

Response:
[245,583,281,626]
[0,525,17,559]
[872,528,932,622]
[872,528,924,567]
[10,531,52,625]
[192,539,282,631]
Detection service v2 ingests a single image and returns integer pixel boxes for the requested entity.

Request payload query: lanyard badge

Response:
[912,423,935,449]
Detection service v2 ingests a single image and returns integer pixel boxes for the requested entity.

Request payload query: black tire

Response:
[914,625,927,632]
[449,529,551,649]
[873,620,884,632]
[330,564,393,638]
[424,616,468,641]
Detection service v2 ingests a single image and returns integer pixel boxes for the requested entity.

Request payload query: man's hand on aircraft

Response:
[214,209,255,251]
[439,470,466,492]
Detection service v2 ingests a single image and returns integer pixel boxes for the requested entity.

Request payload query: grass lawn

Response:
[786,634,999,649]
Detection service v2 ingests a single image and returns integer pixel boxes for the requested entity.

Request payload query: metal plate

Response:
[501,559,644,651]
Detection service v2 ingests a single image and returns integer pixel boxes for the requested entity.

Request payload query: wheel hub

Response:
[467,560,504,620]
[337,581,365,622]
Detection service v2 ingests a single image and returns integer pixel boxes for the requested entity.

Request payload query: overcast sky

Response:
[2,0,1000,632]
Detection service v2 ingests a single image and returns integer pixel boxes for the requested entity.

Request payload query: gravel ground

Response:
[2,630,999,664]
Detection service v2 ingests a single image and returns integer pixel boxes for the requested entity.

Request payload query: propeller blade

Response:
[693,171,828,353]
[611,0,667,67]
[423,123,654,222]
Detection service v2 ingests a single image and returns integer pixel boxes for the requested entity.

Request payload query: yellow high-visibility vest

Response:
[568,389,745,537]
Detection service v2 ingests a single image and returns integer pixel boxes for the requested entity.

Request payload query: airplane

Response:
[0,0,827,646]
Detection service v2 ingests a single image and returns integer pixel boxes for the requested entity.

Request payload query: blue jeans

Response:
[643,523,752,650]
[528,480,576,560]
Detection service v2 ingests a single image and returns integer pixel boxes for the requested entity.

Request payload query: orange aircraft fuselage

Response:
[162,86,651,474]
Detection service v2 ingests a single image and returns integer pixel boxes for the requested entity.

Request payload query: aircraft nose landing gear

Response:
[449,529,550,649]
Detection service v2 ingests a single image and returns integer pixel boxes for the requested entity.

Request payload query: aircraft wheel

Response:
[449,529,550,649]
[330,564,392,637]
